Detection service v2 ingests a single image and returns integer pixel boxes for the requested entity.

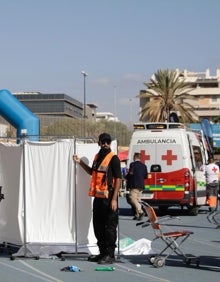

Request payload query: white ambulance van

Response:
[127,122,209,215]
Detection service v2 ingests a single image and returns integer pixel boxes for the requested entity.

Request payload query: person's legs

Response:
[129,189,144,219]
[105,209,118,256]
[126,192,136,216]
[207,183,218,211]
[90,197,118,263]
[88,198,106,262]
[98,202,118,264]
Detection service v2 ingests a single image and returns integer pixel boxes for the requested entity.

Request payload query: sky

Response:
[0,0,220,127]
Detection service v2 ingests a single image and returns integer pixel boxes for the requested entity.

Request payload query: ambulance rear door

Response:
[128,124,187,202]
[145,130,186,201]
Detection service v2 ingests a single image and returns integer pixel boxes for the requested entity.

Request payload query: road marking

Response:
[115,263,171,282]
[0,260,63,282]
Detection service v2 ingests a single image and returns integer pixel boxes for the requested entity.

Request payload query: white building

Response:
[180,68,220,122]
[140,68,220,122]
[96,112,119,122]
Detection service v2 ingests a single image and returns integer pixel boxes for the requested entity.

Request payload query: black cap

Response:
[98,133,112,143]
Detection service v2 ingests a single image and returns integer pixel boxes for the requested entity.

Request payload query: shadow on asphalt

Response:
[119,207,218,230]
[121,254,220,272]
[197,255,220,272]
[166,255,220,272]
[163,255,220,272]
[119,206,211,217]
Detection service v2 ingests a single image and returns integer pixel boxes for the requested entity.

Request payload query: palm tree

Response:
[138,69,197,122]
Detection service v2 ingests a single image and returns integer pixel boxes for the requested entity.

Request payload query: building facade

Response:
[96,112,119,122]
[13,92,83,119]
[140,68,220,123]
[182,68,220,122]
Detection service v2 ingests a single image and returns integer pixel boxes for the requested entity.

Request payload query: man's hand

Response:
[111,199,118,211]
[73,155,80,163]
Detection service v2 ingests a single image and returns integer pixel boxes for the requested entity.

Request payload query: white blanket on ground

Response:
[12,238,154,259]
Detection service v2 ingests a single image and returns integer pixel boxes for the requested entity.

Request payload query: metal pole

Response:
[114,85,117,139]
[81,71,88,137]
[74,138,78,253]
[129,98,133,129]
[22,138,27,257]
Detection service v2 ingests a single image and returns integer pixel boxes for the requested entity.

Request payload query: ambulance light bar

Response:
[169,123,185,129]
[133,124,146,130]
[133,123,185,130]
[146,124,167,129]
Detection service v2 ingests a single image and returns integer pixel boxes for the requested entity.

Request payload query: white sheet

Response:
[0,139,121,256]
[0,143,23,244]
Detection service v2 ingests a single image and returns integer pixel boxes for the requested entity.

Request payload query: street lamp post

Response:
[81,70,88,137]
[129,98,133,129]
[114,85,117,139]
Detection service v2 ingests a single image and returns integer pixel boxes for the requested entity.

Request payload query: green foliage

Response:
[138,69,198,123]
[40,117,132,146]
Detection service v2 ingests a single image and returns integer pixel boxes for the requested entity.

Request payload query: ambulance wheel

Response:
[188,206,198,216]
[159,206,168,215]
[10,255,15,260]
[153,257,165,268]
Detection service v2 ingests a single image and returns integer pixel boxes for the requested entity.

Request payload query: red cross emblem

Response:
[162,150,177,165]
[212,166,218,173]
[140,149,150,163]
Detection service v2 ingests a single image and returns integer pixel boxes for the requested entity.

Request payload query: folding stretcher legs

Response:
[149,231,200,268]
[139,201,200,268]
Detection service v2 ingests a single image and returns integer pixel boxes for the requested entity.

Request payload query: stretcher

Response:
[137,202,200,268]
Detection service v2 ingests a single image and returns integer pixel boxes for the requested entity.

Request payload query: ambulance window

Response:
[193,147,203,171]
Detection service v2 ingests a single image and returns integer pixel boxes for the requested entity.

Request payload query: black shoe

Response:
[137,213,144,221]
[133,216,138,220]
[209,207,217,213]
[98,255,115,264]
[88,254,104,262]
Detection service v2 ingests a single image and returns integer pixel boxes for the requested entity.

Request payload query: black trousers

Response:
[93,196,118,257]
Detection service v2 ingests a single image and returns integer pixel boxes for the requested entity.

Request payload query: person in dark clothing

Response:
[73,133,121,264]
[126,152,148,220]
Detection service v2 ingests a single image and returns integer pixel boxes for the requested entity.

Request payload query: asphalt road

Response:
[0,197,219,282]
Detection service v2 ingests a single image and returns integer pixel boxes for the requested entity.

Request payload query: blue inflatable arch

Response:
[0,89,39,141]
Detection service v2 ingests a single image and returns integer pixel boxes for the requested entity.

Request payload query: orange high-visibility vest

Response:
[89,152,115,198]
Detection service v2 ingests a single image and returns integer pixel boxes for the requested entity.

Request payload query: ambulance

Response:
[127,122,210,215]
